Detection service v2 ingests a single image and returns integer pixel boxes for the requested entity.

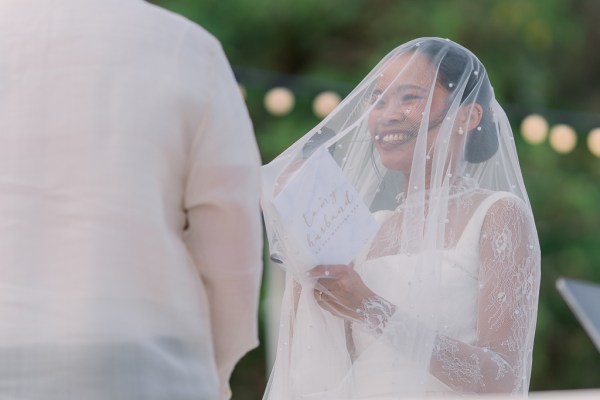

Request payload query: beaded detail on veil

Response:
[261,38,540,398]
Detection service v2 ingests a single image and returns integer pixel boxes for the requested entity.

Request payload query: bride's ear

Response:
[459,103,483,132]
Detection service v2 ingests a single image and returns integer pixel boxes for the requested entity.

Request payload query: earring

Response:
[458,127,464,135]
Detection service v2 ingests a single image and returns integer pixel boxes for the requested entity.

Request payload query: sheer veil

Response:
[261,38,540,398]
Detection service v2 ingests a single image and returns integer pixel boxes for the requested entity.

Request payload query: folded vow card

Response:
[272,146,378,270]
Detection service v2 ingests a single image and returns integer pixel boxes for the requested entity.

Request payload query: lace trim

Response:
[356,296,395,334]
[434,335,485,387]
[395,176,478,208]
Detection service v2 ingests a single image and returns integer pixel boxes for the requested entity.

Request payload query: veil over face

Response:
[261,38,540,398]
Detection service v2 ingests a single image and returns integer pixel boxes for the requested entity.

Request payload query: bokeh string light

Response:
[549,124,577,154]
[519,113,600,156]
[587,128,600,157]
[234,68,600,157]
[520,114,548,145]
[312,91,342,118]
[264,87,295,116]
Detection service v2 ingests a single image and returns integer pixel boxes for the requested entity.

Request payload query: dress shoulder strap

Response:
[455,191,519,250]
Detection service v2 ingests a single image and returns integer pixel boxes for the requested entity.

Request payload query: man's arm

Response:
[182,33,263,400]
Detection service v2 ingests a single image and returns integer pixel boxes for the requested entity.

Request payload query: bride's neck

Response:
[402,160,457,194]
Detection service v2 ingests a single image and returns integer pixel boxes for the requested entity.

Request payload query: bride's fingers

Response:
[317,278,342,294]
[306,265,329,278]
[306,264,350,279]
[320,296,361,320]
[314,285,339,302]
[314,287,336,305]
[313,288,327,303]
[313,287,360,318]
[316,294,346,318]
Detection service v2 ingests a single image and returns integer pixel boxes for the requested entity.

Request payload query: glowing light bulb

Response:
[586,128,600,157]
[520,114,548,144]
[264,87,294,116]
[312,91,341,118]
[549,124,577,154]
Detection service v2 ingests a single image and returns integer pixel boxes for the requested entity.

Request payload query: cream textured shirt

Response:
[0,0,262,399]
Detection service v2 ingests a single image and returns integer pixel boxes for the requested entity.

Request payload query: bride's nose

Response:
[381,103,408,123]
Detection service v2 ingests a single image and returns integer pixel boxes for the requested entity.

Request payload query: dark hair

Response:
[302,126,336,159]
[417,40,499,163]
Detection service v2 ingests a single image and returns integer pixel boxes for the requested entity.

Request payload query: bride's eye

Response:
[369,90,385,109]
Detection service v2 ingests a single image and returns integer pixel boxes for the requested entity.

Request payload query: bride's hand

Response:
[307,264,378,322]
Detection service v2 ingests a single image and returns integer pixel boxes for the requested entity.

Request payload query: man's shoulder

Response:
[135,1,218,48]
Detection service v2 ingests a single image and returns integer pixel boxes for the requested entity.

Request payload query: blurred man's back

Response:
[0,1,263,399]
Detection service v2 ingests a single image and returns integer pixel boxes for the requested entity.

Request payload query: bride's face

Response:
[368,52,451,173]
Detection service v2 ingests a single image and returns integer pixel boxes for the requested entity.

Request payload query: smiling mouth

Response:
[375,131,417,146]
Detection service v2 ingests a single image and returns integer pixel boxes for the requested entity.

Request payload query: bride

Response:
[261,38,540,398]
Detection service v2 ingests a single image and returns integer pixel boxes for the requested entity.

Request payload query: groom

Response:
[0,1,262,399]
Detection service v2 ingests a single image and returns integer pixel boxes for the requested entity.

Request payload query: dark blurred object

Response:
[556,277,600,353]
[302,126,336,159]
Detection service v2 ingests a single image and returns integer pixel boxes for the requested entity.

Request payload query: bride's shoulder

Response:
[459,189,530,233]
[471,190,531,230]
[469,188,525,209]
[482,190,527,209]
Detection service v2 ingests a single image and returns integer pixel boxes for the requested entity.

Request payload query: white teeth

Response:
[381,133,409,143]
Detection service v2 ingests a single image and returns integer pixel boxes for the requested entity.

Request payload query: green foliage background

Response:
[151,1,600,397]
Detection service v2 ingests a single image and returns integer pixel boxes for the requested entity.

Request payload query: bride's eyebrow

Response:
[395,84,427,93]
[374,84,427,95]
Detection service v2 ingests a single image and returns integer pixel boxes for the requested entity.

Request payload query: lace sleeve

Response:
[428,196,540,393]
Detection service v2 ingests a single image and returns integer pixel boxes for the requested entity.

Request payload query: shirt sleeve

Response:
[180,30,263,400]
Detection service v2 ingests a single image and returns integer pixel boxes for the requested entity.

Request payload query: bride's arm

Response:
[369,197,540,393]
[429,196,540,393]
[309,196,540,393]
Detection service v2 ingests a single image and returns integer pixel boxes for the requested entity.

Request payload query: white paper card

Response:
[272,147,378,268]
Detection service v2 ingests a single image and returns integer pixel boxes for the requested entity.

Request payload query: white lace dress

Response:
[350,190,539,397]
[264,189,540,399]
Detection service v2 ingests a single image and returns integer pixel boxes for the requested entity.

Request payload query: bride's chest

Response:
[355,246,480,337]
